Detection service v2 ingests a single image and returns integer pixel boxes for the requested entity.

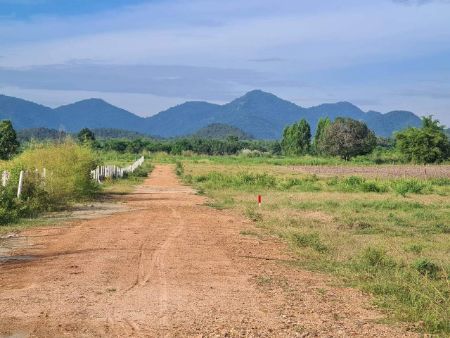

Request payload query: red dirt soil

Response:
[0,165,416,337]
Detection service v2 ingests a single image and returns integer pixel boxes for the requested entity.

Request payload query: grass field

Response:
[174,157,450,334]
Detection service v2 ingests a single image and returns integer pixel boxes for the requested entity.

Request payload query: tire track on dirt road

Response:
[0,165,416,337]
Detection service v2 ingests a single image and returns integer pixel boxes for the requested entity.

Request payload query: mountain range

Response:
[0,90,423,139]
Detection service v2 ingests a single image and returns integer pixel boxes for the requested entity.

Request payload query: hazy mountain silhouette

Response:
[0,90,423,138]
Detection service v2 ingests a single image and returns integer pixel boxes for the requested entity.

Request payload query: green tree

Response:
[281,119,311,156]
[0,120,20,160]
[321,118,376,160]
[395,116,449,163]
[77,128,96,144]
[314,117,331,154]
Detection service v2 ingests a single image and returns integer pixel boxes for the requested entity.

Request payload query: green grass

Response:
[177,159,450,335]
[0,216,68,235]
[184,169,448,196]
[96,150,143,166]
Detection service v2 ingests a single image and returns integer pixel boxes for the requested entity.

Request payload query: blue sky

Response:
[0,0,449,125]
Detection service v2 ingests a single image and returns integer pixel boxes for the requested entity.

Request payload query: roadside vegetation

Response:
[0,129,152,228]
[0,141,99,225]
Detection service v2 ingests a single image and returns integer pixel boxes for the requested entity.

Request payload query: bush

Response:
[0,186,19,225]
[358,247,396,270]
[394,179,428,197]
[413,259,440,279]
[175,161,184,176]
[332,176,388,193]
[0,141,99,226]
[396,116,449,163]
[127,161,153,178]
[291,233,328,253]
[14,140,99,203]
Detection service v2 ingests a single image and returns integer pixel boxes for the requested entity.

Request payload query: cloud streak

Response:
[393,0,450,5]
[0,0,449,124]
[0,63,294,101]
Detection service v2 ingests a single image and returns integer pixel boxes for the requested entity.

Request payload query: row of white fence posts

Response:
[2,170,25,198]
[2,168,46,199]
[90,156,145,183]
[2,157,144,198]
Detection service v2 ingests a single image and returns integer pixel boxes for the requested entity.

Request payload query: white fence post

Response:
[1,171,8,187]
[17,170,24,198]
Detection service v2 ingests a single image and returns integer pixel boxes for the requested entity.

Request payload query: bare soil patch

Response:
[0,165,415,337]
[285,165,450,179]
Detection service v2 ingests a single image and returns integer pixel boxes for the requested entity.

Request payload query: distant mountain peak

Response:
[62,98,110,107]
[238,89,282,101]
[0,90,423,138]
[336,101,359,108]
[244,89,274,96]
[314,101,361,110]
[226,89,298,113]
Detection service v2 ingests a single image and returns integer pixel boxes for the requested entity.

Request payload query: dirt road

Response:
[0,165,414,337]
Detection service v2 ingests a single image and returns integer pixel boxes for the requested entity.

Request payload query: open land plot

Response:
[286,164,450,179]
[0,164,419,337]
[181,160,450,335]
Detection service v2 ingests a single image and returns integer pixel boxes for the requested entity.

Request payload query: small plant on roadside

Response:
[245,208,263,222]
[357,247,396,270]
[175,161,184,176]
[413,259,440,279]
[291,232,328,253]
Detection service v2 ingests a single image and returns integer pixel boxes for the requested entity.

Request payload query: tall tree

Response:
[281,125,294,155]
[281,119,311,156]
[321,118,376,160]
[77,128,96,144]
[296,119,311,154]
[396,116,449,163]
[0,120,20,160]
[314,117,331,154]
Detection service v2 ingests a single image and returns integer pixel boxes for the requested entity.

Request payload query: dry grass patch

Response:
[180,160,450,334]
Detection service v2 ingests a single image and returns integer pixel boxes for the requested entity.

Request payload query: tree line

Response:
[1,116,449,163]
[281,116,449,162]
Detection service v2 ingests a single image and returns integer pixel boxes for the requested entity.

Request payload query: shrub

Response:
[14,141,99,203]
[396,116,449,163]
[175,161,184,176]
[358,247,396,270]
[0,186,18,225]
[361,181,387,193]
[394,179,428,197]
[127,162,153,178]
[245,208,263,222]
[292,233,328,253]
[413,259,440,279]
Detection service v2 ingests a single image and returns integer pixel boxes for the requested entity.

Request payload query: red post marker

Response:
[258,194,262,207]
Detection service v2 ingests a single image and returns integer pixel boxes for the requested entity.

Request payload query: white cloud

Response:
[0,0,449,124]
